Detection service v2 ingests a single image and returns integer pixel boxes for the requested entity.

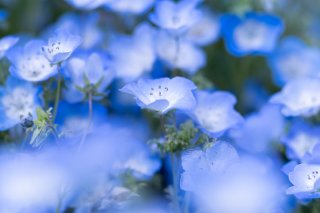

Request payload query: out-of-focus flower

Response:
[155,31,206,75]
[109,23,156,81]
[283,121,320,161]
[46,13,103,50]
[149,0,202,34]
[287,163,320,199]
[269,36,320,86]
[65,0,111,10]
[231,105,284,153]
[270,78,320,117]
[185,9,220,46]
[181,141,239,192]
[42,30,81,64]
[120,77,197,114]
[0,77,40,131]
[221,12,284,56]
[63,52,114,103]
[0,36,19,59]
[189,90,243,137]
[106,0,155,15]
[7,40,57,82]
[0,152,69,211]
[182,143,289,212]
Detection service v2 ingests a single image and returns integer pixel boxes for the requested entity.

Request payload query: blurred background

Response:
[1,0,320,114]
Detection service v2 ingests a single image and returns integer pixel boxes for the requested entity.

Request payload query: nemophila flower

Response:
[283,121,320,161]
[42,30,81,64]
[287,163,320,199]
[269,36,320,86]
[185,9,220,46]
[109,23,156,81]
[188,90,243,137]
[46,13,103,50]
[198,157,289,213]
[181,141,239,192]
[120,77,197,114]
[149,0,202,34]
[63,52,114,103]
[0,153,69,211]
[106,0,155,14]
[0,77,40,130]
[182,144,289,212]
[230,105,284,153]
[221,12,284,56]
[7,40,57,82]
[65,0,110,10]
[0,35,19,59]
[270,78,320,117]
[156,31,206,75]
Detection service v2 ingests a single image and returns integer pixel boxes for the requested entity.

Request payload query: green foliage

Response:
[151,120,211,153]
[30,107,57,147]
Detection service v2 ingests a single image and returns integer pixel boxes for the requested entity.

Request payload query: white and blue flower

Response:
[268,36,320,86]
[221,12,284,56]
[120,77,197,114]
[106,0,155,15]
[63,52,114,103]
[270,78,320,117]
[149,0,202,34]
[287,163,320,199]
[0,77,40,131]
[189,90,243,137]
[7,40,57,82]
[42,30,81,64]
[109,23,156,81]
[0,35,19,59]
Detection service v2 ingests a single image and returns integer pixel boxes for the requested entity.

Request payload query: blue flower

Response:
[287,163,320,199]
[268,36,320,86]
[221,12,284,56]
[7,39,57,82]
[230,105,284,153]
[182,144,290,212]
[185,9,220,46]
[120,77,197,114]
[181,141,239,192]
[106,0,155,14]
[155,31,206,75]
[149,0,202,34]
[65,0,110,10]
[0,35,19,59]
[42,30,81,64]
[270,78,320,117]
[188,90,243,137]
[109,23,156,81]
[45,13,103,50]
[0,77,40,131]
[283,121,320,161]
[63,52,114,103]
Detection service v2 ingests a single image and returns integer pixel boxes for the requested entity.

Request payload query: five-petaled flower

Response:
[42,30,81,64]
[7,39,58,82]
[120,77,197,114]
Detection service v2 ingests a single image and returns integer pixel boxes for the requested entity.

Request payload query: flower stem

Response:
[53,64,62,122]
[78,92,93,151]
[170,152,181,213]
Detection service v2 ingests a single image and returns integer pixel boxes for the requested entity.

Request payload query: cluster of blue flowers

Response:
[0,0,319,212]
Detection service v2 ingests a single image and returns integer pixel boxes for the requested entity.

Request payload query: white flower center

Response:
[18,52,53,78]
[234,20,269,51]
[2,88,34,121]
